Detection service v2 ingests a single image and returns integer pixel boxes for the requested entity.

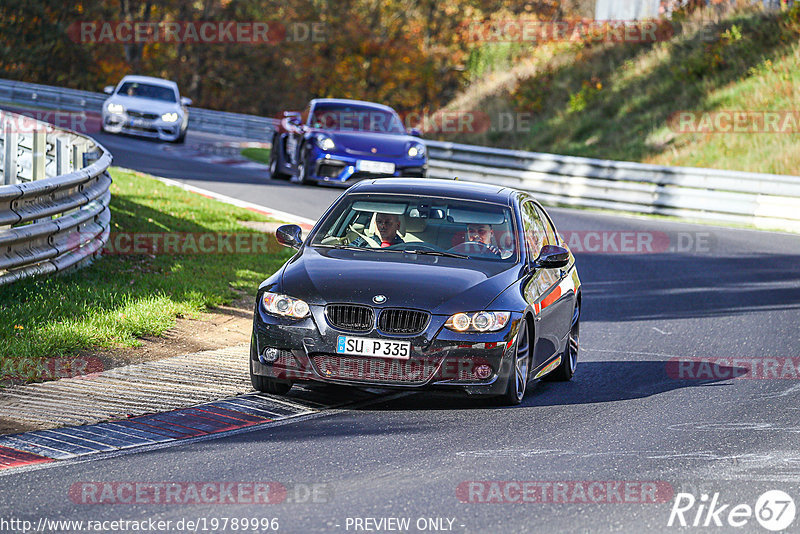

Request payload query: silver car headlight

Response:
[107,103,125,114]
[445,311,511,332]
[161,112,180,123]
[262,292,310,319]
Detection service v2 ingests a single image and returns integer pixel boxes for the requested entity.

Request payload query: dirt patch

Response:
[84,293,255,369]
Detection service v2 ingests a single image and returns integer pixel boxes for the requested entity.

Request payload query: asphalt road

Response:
[2,128,800,533]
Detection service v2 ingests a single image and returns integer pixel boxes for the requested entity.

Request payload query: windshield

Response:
[310,194,517,262]
[309,103,405,134]
[117,82,177,103]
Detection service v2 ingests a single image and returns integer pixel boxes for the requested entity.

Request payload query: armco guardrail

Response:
[425,140,800,233]
[3,77,800,232]
[0,78,278,140]
[0,110,112,285]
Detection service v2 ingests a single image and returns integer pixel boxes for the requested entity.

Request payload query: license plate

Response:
[336,336,410,359]
[129,118,152,128]
[357,160,395,175]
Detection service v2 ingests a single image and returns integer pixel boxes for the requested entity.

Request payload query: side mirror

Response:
[283,111,302,126]
[275,224,303,250]
[534,245,569,269]
[180,97,193,106]
[104,86,115,95]
[408,128,422,138]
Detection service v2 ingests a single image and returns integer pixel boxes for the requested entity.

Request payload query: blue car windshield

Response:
[310,104,405,134]
[311,194,518,262]
[117,82,177,103]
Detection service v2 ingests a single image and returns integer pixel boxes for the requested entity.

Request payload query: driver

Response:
[351,213,405,248]
[466,223,501,255]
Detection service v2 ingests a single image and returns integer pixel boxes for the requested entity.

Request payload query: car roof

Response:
[118,75,179,90]
[310,98,395,113]
[348,178,515,205]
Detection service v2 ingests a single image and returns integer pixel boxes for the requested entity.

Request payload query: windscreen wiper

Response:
[402,249,469,259]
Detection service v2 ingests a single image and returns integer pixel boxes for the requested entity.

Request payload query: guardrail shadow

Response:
[576,251,800,322]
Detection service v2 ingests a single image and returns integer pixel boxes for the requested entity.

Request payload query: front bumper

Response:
[251,303,521,396]
[102,112,184,141]
[308,149,427,185]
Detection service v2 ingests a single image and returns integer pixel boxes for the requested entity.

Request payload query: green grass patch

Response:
[0,168,291,369]
[443,6,800,175]
[241,147,271,165]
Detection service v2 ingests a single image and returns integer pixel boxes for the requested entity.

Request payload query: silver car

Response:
[101,75,191,143]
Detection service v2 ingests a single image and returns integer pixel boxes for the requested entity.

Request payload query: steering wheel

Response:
[448,241,500,256]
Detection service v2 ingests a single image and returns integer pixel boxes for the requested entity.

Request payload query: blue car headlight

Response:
[315,134,336,152]
[407,142,426,159]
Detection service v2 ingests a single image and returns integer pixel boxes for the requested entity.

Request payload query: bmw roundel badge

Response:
[373,295,387,304]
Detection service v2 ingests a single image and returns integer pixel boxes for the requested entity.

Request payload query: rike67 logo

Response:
[668,490,796,531]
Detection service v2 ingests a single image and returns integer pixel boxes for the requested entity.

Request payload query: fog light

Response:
[474,364,493,379]
[260,347,280,364]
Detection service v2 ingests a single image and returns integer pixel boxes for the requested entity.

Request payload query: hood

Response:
[280,247,518,315]
[318,130,417,158]
[105,95,181,114]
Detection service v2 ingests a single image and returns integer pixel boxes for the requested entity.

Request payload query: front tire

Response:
[498,320,531,406]
[543,299,580,382]
[293,144,314,185]
[269,136,289,179]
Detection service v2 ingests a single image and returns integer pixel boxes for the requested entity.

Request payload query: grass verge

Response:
[0,168,291,374]
[441,6,800,175]
[241,147,271,165]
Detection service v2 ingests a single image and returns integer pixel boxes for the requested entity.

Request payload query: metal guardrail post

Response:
[32,129,46,182]
[3,119,17,185]
[72,142,85,172]
[55,136,70,175]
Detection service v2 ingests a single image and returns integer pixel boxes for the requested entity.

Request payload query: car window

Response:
[521,201,548,259]
[309,104,405,134]
[310,194,517,262]
[117,82,177,103]
[534,204,558,246]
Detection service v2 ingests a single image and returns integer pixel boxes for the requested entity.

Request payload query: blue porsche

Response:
[269,99,427,186]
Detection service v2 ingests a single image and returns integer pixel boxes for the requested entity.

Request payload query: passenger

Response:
[351,213,405,248]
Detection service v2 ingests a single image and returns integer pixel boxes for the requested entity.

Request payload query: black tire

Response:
[543,299,580,382]
[249,344,292,395]
[293,143,314,185]
[269,136,289,179]
[174,130,186,144]
[498,320,531,406]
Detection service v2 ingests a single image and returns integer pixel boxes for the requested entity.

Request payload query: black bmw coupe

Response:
[250,178,581,405]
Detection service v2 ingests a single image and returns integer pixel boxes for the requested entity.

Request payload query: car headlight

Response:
[107,103,124,114]
[161,112,179,123]
[407,142,426,159]
[315,134,336,151]
[262,292,310,319]
[445,311,511,332]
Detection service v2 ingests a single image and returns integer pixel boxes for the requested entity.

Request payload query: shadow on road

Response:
[578,252,800,322]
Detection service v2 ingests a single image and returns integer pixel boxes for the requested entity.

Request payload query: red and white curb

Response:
[149,175,316,232]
